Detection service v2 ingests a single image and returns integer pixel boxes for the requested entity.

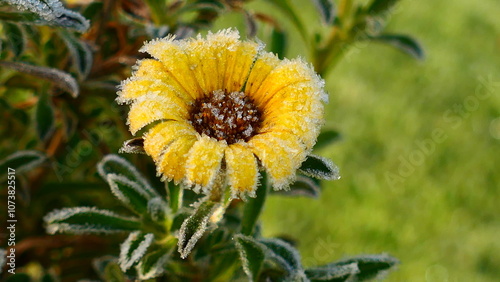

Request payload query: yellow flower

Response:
[118,29,327,199]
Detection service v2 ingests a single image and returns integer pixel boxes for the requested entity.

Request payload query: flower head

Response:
[118,29,327,199]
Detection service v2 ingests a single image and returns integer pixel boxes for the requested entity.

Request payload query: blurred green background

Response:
[226,0,500,281]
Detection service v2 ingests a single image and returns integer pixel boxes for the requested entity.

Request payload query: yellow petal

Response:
[185,135,227,192]
[156,135,197,183]
[118,59,193,104]
[251,58,325,108]
[244,52,281,97]
[144,121,197,160]
[225,143,259,198]
[223,40,262,93]
[249,131,306,190]
[127,93,190,135]
[141,37,204,99]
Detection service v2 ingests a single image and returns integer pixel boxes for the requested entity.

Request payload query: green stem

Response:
[240,172,268,235]
[167,181,183,214]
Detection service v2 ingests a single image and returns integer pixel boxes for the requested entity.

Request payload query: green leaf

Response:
[177,200,218,259]
[314,130,341,150]
[119,138,146,154]
[370,34,424,60]
[3,22,26,57]
[167,181,183,214]
[0,61,79,97]
[170,210,190,232]
[35,91,55,141]
[0,150,46,181]
[147,197,169,223]
[305,262,359,281]
[119,231,155,271]
[299,155,340,180]
[97,154,157,198]
[367,0,401,15]
[44,207,141,234]
[59,30,93,79]
[107,174,153,215]
[311,0,335,25]
[104,260,126,282]
[234,234,266,281]
[260,238,303,276]
[270,28,287,59]
[1,0,89,32]
[337,254,399,281]
[136,246,174,280]
[275,175,321,198]
[241,172,268,235]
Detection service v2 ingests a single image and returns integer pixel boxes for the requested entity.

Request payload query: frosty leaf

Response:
[370,34,425,60]
[44,207,141,234]
[35,91,55,141]
[1,0,90,32]
[119,138,146,154]
[147,197,169,223]
[0,150,46,181]
[330,254,400,281]
[59,30,93,78]
[234,234,266,281]
[314,130,341,150]
[97,154,157,198]
[119,231,155,272]
[311,0,335,25]
[136,246,174,280]
[275,175,321,198]
[299,155,340,180]
[0,61,79,97]
[260,238,304,276]
[305,262,359,281]
[3,22,26,57]
[107,174,153,215]
[177,200,218,259]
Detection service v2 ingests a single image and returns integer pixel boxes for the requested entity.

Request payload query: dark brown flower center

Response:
[189,90,262,144]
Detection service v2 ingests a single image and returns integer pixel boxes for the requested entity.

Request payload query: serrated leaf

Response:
[107,174,153,215]
[0,150,46,181]
[44,207,141,234]
[119,138,146,154]
[0,61,79,97]
[119,231,155,271]
[260,238,303,275]
[305,262,359,281]
[270,28,287,59]
[3,22,26,57]
[275,175,321,198]
[59,30,93,79]
[35,91,55,141]
[147,197,169,223]
[299,155,340,180]
[1,0,89,32]
[314,130,341,150]
[177,200,218,259]
[370,34,424,60]
[336,254,399,281]
[311,0,335,25]
[235,234,266,281]
[97,154,157,198]
[367,0,401,15]
[137,246,174,280]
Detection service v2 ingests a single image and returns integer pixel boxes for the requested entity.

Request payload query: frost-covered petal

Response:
[156,135,197,183]
[118,59,194,104]
[143,121,197,160]
[140,37,204,99]
[127,93,190,135]
[248,131,307,190]
[222,39,262,93]
[185,136,227,192]
[244,52,281,96]
[225,143,259,198]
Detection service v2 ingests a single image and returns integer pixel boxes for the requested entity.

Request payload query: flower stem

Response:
[240,172,268,235]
